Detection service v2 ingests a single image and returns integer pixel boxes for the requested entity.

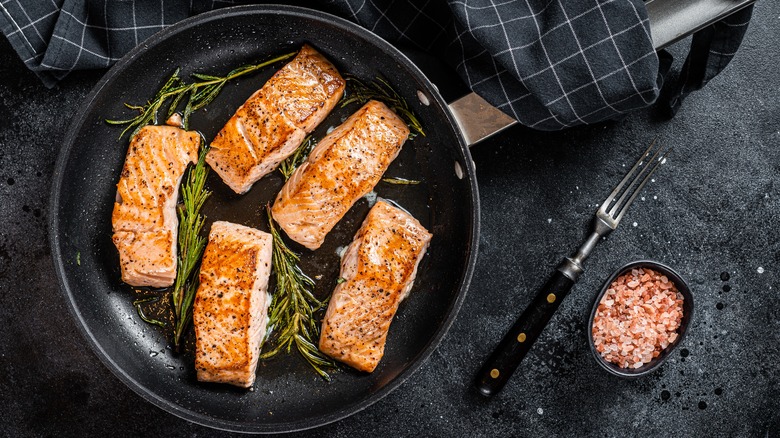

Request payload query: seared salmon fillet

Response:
[193,221,273,388]
[207,44,345,194]
[272,100,409,250]
[319,200,432,372]
[111,125,200,287]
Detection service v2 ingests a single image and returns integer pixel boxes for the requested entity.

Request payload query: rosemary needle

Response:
[133,297,166,328]
[382,177,420,185]
[171,146,211,349]
[261,206,335,380]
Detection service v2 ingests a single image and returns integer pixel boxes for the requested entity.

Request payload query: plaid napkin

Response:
[0,0,752,130]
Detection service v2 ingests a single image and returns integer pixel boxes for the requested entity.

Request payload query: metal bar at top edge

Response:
[647,0,757,50]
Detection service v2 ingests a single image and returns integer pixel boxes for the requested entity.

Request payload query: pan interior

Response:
[51,6,477,433]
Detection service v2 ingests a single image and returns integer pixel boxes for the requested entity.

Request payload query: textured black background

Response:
[1,1,778,436]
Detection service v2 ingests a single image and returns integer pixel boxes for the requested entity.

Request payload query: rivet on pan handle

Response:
[448,92,517,147]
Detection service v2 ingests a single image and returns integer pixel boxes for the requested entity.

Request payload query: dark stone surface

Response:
[1,2,778,436]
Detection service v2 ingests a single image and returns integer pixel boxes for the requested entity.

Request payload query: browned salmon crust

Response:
[193,221,273,388]
[111,125,200,288]
[319,200,432,372]
[207,44,345,194]
[271,100,410,250]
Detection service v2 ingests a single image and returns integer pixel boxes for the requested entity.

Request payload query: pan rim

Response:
[49,4,480,433]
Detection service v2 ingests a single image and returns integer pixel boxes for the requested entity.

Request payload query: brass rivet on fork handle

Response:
[473,141,671,398]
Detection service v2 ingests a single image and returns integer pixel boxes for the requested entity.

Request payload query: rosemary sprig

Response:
[279,136,317,180]
[171,146,211,349]
[261,206,335,380]
[341,75,425,138]
[106,69,186,138]
[106,52,296,139]
[382,177,421,185]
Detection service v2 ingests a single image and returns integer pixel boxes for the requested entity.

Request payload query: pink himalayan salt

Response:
[592,267,684,369]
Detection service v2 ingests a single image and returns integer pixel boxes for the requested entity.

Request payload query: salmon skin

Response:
[319,200,432,372]
[193,221,273,388]
[207,44,345,194]
[272,100,410,250]
[111,125,200,288]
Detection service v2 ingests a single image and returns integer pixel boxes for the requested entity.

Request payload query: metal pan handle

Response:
[444,0,756,147]
[447,93,517,147]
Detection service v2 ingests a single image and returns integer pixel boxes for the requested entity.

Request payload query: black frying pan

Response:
[50,5,480,433]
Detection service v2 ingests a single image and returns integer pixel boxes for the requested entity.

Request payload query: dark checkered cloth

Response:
[0,0,752,130]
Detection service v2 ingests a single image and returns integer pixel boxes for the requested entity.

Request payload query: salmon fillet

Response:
[111,125,200,288]
[319,200,432,372]
[207,44,345,194]
[193,221,273,388]
[272,100,410,250]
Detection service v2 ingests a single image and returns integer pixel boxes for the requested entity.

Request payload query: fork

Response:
[474,141,671,397]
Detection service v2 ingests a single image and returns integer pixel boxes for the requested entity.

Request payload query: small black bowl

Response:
[587,260,694,378]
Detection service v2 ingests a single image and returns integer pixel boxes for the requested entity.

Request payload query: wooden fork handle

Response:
[474,268,575,397]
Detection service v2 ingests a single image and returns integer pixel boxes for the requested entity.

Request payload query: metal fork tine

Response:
[607,144,664,217]
[600,139,657,214]
[613,148,671,223]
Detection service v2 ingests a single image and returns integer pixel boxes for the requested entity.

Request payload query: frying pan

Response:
[49,5,500,433]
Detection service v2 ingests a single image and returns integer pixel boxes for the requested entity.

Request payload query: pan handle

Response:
[447,92,517,147]
[440,0,756,146]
